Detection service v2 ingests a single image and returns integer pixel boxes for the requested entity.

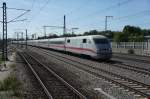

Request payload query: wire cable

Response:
[7,7,30,11]
[8,10,30,23]
[78,9,150,31]
[72,0,134,22]
[29,0,50,22]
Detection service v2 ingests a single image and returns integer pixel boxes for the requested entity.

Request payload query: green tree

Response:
[142,29,150,36]
[84,30,98,35]
[113,32,126,42]
[122,25,144,42]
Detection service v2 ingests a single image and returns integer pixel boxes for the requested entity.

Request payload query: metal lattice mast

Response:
[63,15,67,51]
[63,15,66,36]
[105,16,113,31]
[2,2,8,61]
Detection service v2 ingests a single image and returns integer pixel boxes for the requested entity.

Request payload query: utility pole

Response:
[2,2,8,61]
[105,16,113,31]
[25,29,27,49]
[63,15,66,36]
[15,32,24,47]
[63,15,67,51]
[1,2,30,61]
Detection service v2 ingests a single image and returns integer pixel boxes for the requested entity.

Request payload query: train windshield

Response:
[93,38,109,44]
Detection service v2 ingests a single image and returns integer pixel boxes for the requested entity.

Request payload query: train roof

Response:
[29,35,107,42]
[45,35,105,40]
[67,35,107,39]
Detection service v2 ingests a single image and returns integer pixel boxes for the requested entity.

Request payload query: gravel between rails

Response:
[113,52,150,58]
[21,51,86,99]
[28,49,150,98]
[113,53,150,64]
[31,47,150,86]
[112,57,150,70]
[24,50,96,99]
[27,47,141,99]
[15,52,48,99]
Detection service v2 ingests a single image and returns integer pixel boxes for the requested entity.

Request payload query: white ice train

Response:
[17,35,112,59]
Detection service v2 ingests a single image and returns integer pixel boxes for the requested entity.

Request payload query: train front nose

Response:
[96,45,112,59]
[93,38,112,59]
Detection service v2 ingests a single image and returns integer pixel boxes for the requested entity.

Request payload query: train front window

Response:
[93,38,109,44]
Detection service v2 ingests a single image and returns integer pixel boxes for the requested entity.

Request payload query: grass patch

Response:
[0,75,22,97]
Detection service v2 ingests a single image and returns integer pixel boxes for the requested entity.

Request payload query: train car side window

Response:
[67,39,70,43]
[83,39,87,43]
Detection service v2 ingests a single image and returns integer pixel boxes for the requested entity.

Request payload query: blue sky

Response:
[0,0,150,38]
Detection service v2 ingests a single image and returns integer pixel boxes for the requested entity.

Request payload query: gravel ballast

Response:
[28,47,140,99]
[15,52,48,99]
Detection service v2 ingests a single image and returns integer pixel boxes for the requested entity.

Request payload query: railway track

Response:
[32,48,150,99]
[39,46,150,72]
[19,51,87,99]
[38,48,150,77]
[107,61,150,76]
[113,53,150,64]
[16,53,49,99]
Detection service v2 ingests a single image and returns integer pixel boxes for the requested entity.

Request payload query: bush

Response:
[0,75,21,92]
[128,49,134,54]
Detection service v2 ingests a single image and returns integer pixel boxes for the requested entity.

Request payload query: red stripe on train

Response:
[48,44,96,53]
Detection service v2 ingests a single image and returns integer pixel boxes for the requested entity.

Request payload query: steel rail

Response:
[40,50,150,88]
[19,52,53,99]
[113,54,150,64]
[36,49,150,99]
[22,51,87,99]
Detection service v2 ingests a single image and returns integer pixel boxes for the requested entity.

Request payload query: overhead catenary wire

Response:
[113,10,150,20]
[7,7,30,11]
[53,0,91,23]
[108,10,150,28]
[7,19,27,23]
[90,0,133,16]
[21,0,36,29]
[78,9,150,31]
[30,0,36,10]
[24,0,51,34]
[71,0,134,22]
[52,0,135,33]
[10,0,148,35]
[28,0,50,22]
[8,10,30,23]
[26,0,133,35]
[0,6,30,23]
